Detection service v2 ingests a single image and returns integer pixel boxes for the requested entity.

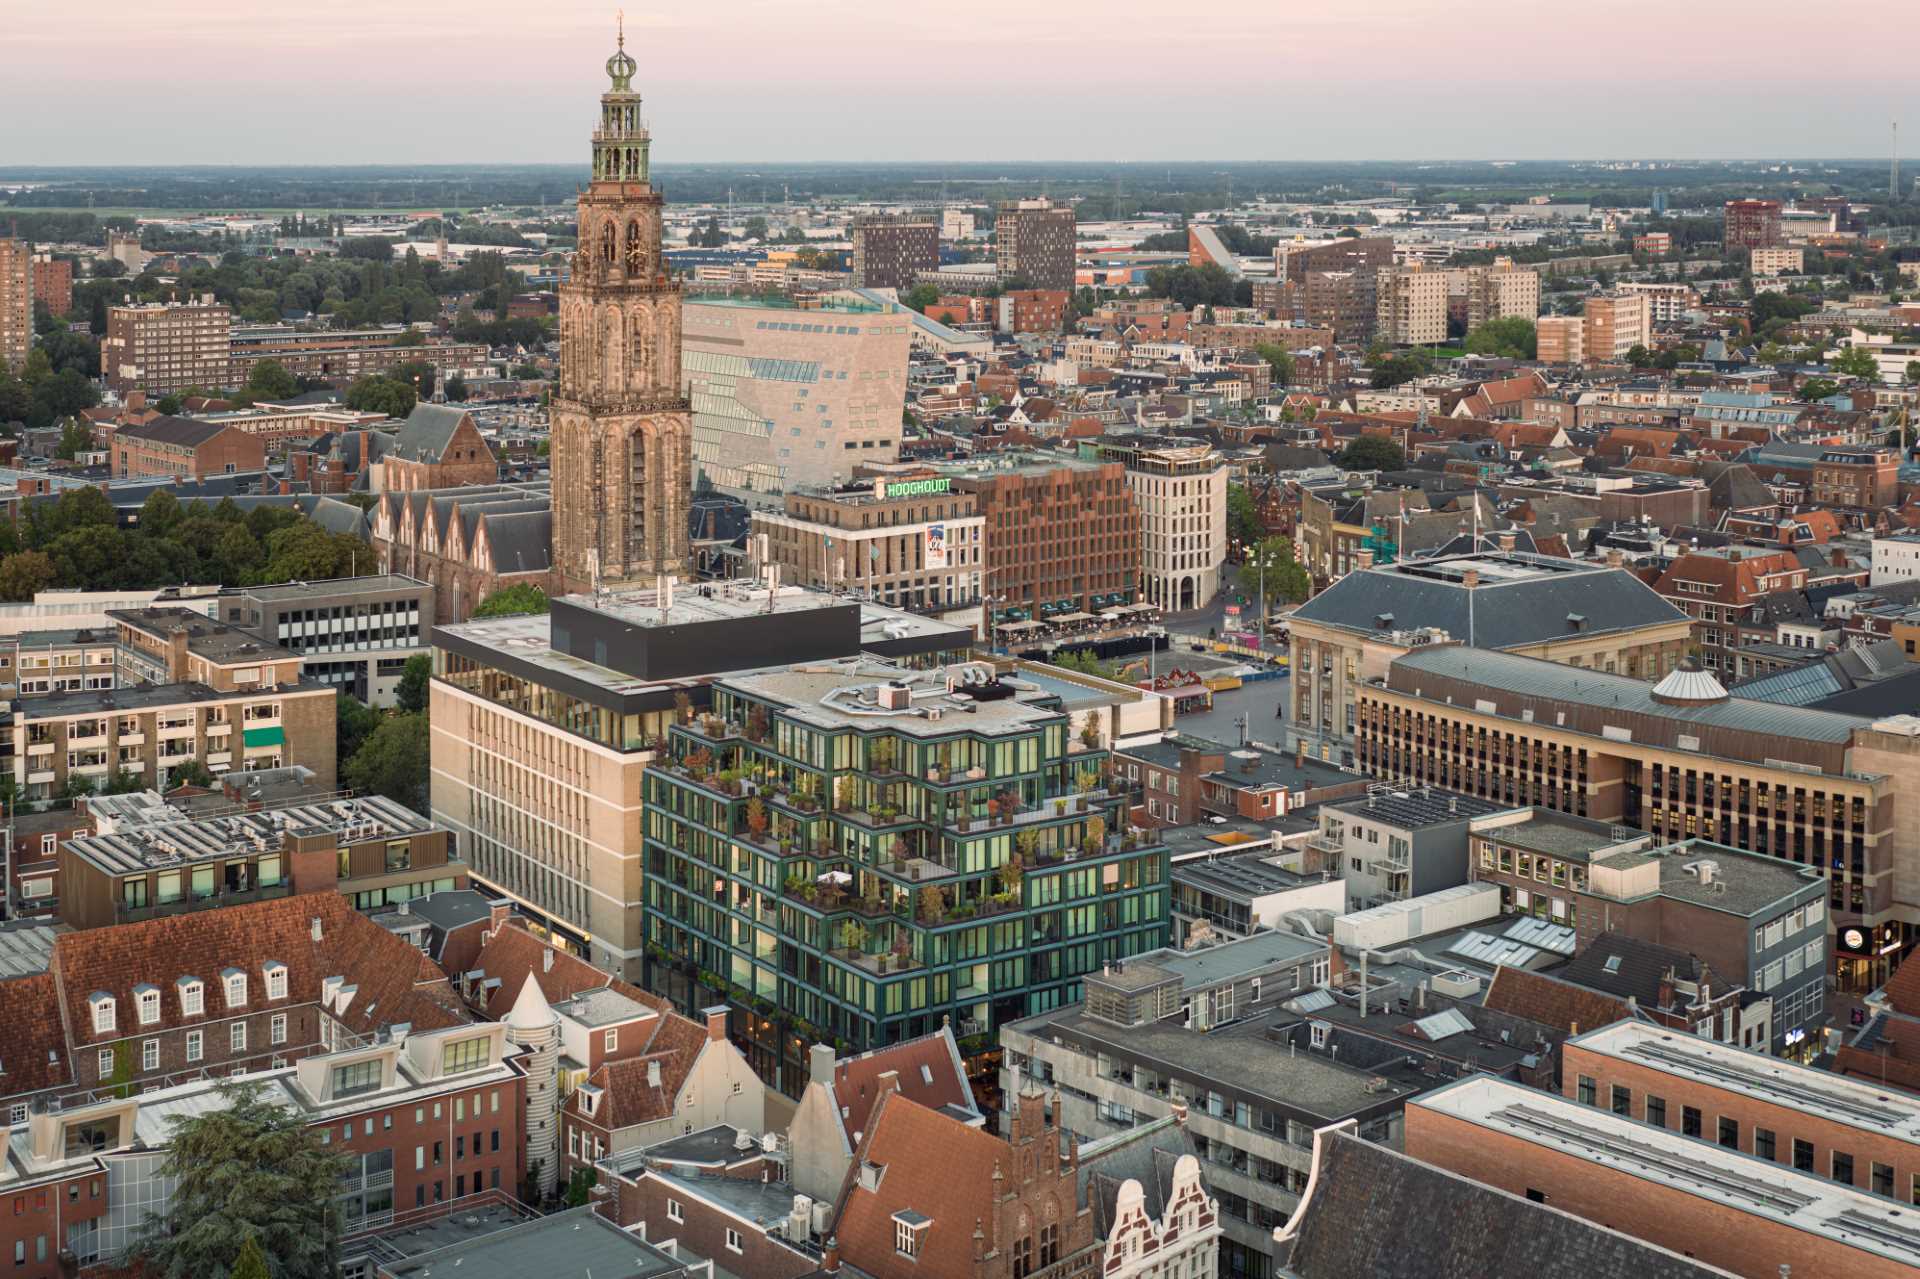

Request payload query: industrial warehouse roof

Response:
[1288,552,1687,648]
[1387,646,1867,746]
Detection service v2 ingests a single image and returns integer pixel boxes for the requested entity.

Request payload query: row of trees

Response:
[0,487,369,600]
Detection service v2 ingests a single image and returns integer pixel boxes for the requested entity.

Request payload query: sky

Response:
[5,0,1919,167]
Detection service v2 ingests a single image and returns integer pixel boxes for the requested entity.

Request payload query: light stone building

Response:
[682,295,913,496]
[1099,435,1227,613]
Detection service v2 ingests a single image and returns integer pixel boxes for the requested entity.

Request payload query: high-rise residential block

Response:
[1581,293,1652,363]
[1723,198,1783,250]
[850,214,938,291]
[1463,258,1540,328]
[1375,264,1448,346]
[0,238,30,375]
[549,27,692,592]
[681,295,912,495]
[994,197,1077,291]
[1303,270,1375,341]
[1277,236,1395,284]
[1535,315,1584,364]
[30,252,72,319]
[101,295,232,395]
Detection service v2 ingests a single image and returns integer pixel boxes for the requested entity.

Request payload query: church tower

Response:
[551,19,691,591]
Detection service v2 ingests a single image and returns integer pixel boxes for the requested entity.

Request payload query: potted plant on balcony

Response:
[997,789,1017,825]
[835,775,857,812]
[918,885,946,925]
[998,851,1025,897]
[892,933,912,967]
[745,796,769,842]
[839,920,869,955]
[1083,815,1106,857]
[1079,718,1101,750]
[686,747,713,781]
[673,690,693,725]
[746,705,770,743]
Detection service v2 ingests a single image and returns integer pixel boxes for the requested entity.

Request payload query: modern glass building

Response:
[642,658,1169,1096]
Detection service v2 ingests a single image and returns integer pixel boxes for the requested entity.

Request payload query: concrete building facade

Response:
[101,296,233,396]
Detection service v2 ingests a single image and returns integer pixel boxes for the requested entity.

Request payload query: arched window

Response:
[601,220,616,263]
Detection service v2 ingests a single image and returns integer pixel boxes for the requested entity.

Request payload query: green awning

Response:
[242,726,285,749]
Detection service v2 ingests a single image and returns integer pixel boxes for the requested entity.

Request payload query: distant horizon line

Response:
[1,156,1912,173]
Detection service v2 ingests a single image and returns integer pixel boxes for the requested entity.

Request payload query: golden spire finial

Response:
[617,9,625,48]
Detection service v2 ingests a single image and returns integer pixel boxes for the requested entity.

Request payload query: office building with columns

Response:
[1097,434,1227,613]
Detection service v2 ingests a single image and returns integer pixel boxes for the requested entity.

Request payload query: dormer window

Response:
[893,1211,931,1258]
[223,969,248,1008]
[178,978,203,1017]
[263,961,287,1002]
[134,985,160,1026]
[89,993,115,1034]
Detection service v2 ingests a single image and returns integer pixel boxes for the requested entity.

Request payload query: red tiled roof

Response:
[1483,965,1632,1037]
[0,973,73,1096]
[573,1019,713,1130]
[830,1026,974,1148]
[1880,956,1920,1016]
[835,1093,1008,1279]
[49,892,466,1048]
[468,921,669,1022]
[1836,1017,1920,1095]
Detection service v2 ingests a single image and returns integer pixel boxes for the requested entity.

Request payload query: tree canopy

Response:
[137,1081,345,1279]
[343,713,429,810]
[1462,316,1537,360]
[1242,535,1312,608]
[1337,435,1406,472]
[344,375,416,419]
[472,583,550,618]
[0,489,367,600]
[1251,342,1296,386]
[1227,484,1264,548]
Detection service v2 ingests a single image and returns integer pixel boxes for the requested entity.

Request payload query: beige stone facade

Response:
[1463,260,1540,328]
[428,677,656,978]
[1375,265,1448,346]
[550,38,691,592]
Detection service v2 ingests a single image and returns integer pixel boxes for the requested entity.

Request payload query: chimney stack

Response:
[703,1006,729,1042]
[1606,548,1624,570]
[1461,568,1479,589]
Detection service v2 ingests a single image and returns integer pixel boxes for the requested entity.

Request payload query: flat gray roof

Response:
[1390,646,1867,746]
[1018,1007,1423,1121]
[379,1206,686,1279]
[238,574,429,602]
[66,793,437,876]
[724,659,1065,739]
